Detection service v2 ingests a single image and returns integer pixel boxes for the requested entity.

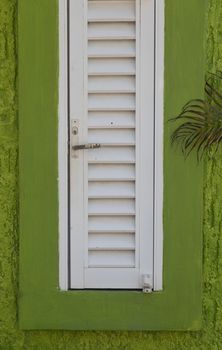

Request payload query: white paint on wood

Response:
[69,0,87,288]
[59,0,164,291]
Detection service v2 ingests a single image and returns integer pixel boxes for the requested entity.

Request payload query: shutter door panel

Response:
[70,0,155,289]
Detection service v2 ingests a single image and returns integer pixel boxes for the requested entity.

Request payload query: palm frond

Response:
[170,71,222,159]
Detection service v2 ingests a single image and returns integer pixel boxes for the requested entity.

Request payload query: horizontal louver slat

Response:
[88,22,135,38]
[88,76,135,91]
[88,146,135,162]
[88,198,135,214]
[88,40,135,57]
[88,129,135,143]
[88,111,135,127]
[88,93,135,109]
[88,1,135,21]
[88,233,135,249]
[88,58,135,74]
[88,163,135,179]
[88,181,135,196]
[88,215,135,231]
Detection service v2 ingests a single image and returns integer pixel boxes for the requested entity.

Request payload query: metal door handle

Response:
[72,143,101,151]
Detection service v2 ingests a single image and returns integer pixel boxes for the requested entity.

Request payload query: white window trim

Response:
[58,0,164,291]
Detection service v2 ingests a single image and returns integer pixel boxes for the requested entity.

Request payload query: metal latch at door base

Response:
[142,274,153,293]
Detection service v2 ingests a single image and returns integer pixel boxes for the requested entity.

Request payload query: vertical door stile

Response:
[69,0,86,288]
[83,0,89,284]
[139,0,155,285]
[135,0,141,272]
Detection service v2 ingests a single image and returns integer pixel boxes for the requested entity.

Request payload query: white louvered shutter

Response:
[69,0,155,289]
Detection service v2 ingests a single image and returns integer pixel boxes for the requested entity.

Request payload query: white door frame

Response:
[58,0,164,291]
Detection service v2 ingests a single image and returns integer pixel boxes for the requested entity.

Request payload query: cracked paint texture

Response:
[1,0,222,348]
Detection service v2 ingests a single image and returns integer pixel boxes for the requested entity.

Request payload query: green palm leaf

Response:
[170,72,222,160]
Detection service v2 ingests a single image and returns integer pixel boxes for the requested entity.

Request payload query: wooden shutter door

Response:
[69,0,155,289]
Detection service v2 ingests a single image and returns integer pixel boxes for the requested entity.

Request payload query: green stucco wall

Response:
[0,0,222,348]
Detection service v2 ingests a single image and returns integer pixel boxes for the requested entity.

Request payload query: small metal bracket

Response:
[71,119,79,158]
[142,274,153,293]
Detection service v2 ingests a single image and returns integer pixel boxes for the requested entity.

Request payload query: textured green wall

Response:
[0,0,222,348]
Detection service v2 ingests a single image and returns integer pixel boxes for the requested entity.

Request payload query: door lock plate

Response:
[71,119,79,158]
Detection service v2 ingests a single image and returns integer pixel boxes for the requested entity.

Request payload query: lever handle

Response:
[72,143,101,151]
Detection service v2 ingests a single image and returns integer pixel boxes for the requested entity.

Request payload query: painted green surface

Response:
[18,0,203,331]
[0,0,222,347]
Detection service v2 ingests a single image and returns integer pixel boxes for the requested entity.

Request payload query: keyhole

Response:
[72,126,78,135]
